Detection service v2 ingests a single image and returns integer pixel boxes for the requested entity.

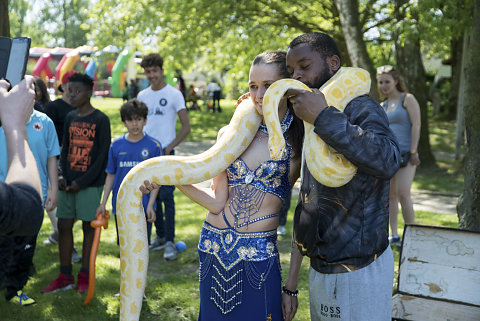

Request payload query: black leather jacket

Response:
[294,95,400,273]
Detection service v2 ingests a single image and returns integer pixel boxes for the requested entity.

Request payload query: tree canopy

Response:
[2,0,478,228]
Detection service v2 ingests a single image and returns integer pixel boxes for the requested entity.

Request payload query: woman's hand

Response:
[139,180,160,194]
[410,152,420,166]
[146,204,156,222]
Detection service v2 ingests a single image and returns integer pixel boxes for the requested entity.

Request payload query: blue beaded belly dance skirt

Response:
[197,221,283,321]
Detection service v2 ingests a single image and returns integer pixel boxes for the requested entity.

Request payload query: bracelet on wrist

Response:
[410,150,418,154]
[282,285,299,297]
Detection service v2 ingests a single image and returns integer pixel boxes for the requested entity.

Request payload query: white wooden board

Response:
[398,225,480,306]
[392,294,480,321]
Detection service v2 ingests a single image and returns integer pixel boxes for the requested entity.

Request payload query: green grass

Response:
[413,119,464,194]
[0,97,463,320]
[0,193,458,320]
[414,160,463,194]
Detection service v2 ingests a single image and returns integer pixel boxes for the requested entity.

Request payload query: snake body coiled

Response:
[117,67,371,320]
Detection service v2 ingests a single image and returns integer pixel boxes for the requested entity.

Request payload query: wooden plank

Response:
[392,294,480,321]
[398,225,480,305]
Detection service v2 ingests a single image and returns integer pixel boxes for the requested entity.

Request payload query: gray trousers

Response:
[309,246,394,321]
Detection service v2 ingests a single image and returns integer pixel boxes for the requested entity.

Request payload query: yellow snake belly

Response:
[116,67,370,320]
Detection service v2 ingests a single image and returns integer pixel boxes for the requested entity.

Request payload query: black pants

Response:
[149,148,176,243]
[212,91,221,112]
[0,233,38,300]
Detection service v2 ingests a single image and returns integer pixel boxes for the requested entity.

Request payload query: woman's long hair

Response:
[34,77,51,106]
[252,51,305,160]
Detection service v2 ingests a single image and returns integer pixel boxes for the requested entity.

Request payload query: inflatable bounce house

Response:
[29,45,178,98]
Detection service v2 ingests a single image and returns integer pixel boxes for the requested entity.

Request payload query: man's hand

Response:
[58,176,67,191]
[282,292,299,321]
[0,76,35,130]
[286,88,328,124]
[65,181,80,193]
[164,145,173,156]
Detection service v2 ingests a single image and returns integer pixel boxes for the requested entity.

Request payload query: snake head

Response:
[268,139,286,161]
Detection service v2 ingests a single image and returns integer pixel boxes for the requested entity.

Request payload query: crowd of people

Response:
[0,31,424,321]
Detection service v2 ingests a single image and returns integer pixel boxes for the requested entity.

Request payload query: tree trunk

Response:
[457,0,480,232]
[447,36,463,120]
[334,0,379,101]
[394,2,435,167]
[455,34,468,160]
[0,0,10,37]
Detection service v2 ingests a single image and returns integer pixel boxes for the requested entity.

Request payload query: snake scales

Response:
[116,67,370,320]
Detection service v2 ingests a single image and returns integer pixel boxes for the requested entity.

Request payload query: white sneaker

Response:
[163,241,177,261]
[72,247,82,263]
[149,237,167,251]
[277,225,286,236]
[43,232,59,245]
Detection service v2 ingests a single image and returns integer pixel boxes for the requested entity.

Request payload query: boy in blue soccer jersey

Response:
[96,99,162,245]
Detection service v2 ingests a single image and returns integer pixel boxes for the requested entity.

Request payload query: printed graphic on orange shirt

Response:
[67,122,96,172]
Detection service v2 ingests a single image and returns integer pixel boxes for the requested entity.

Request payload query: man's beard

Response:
[309,72,332,89]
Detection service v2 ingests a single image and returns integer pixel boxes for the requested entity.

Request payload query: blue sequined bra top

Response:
[226,111,293,201]
[226,152,291,201]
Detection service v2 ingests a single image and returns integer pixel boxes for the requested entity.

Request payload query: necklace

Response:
[259,110,293,135]
[385,99,397,112]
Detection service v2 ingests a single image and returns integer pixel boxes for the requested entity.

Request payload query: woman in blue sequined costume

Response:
[142,51,304,320]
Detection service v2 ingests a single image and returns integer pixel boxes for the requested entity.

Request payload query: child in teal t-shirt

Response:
[96,99,162,245]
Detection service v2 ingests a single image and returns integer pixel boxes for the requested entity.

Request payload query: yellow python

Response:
[116,67,370,320]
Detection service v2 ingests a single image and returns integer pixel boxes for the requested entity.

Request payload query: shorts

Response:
[309,246,394,321]
[56,186,103,221]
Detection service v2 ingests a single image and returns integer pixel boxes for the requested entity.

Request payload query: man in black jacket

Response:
[281,33,400,321]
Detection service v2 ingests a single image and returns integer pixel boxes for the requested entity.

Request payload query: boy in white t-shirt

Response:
[137,53,190,261]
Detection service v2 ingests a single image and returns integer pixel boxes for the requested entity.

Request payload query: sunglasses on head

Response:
[377,65,395,73]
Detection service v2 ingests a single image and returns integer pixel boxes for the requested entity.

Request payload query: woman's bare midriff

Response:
[205,192,282,232]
